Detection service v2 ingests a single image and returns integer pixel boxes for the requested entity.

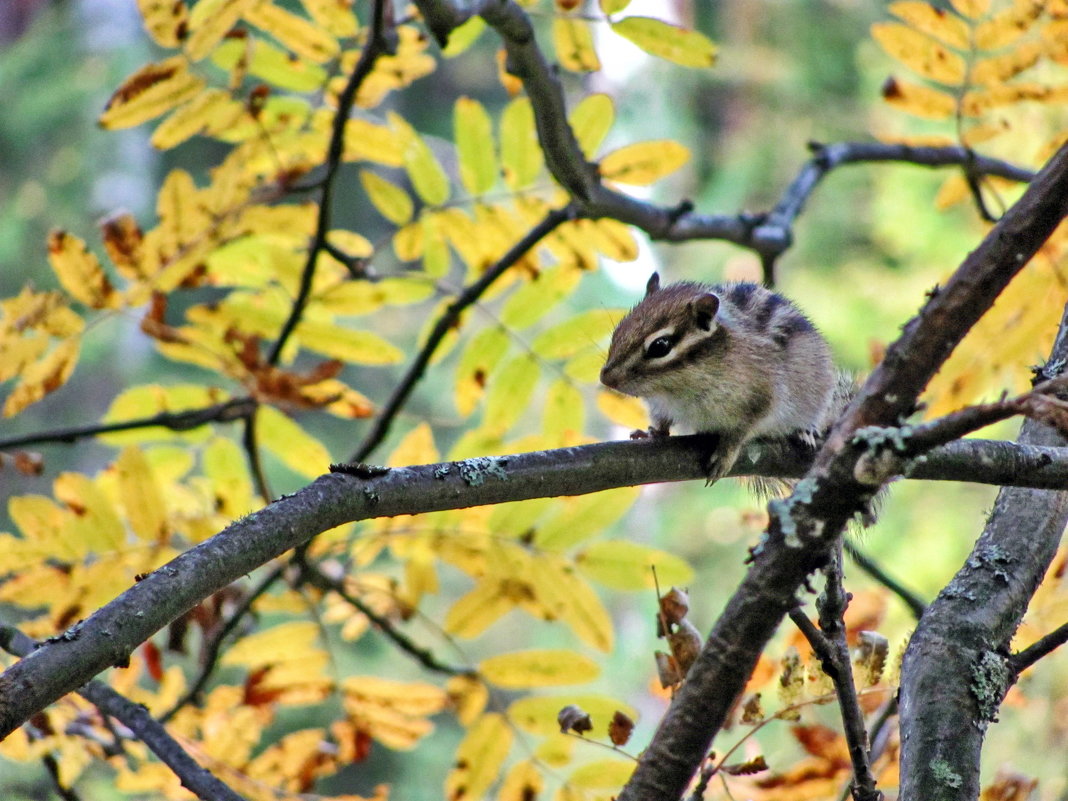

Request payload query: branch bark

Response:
[898,307,1068,801]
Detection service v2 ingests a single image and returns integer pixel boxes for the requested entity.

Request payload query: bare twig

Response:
[267,0,396,366]
[297,560,473,676]
[351,204,575,461]
[1009,620,1068,674]
[0,397,257,451]
[0,626,247,801]
[844,542,927,621]
[241,409,272,504]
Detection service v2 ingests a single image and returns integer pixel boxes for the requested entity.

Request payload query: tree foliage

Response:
[2,1,1068,800]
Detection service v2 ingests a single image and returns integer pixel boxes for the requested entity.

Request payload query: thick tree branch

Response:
[0,432,1067,740]
[898,307,1068,801]
[267,0,395,365]
[351,204,574,461]
[0,626,247,801]
[616,142,1068,801]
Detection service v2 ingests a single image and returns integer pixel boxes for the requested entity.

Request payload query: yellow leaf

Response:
[554,17,601,72]
[532,309,622,359]
[600,140,690,185]
[203,436,255,519]
[949,0,990,19]
[328,229,375,258]
[455,97,499,195]
[934,173,971,209]
[442,16,486,57]
[4,338,80,417]
[483,354,540,434]
[535,487,639,550]
[500,265,582,330]
[445,578,517,637]
[184,0,259,61]
[55,472,125,552]
[115,446,167,542]
[47,230,118,309]
[597,390,648,429]
[880,75,956,119]
[258,405,331,477]
[296,320,404,364]
[156,168,210,260]
[570,93,615,158]
[300,0,357,36]
[222,620,321,667]
[388,422,440,467]
[99,56,206,130]
[500,97,544,190]
[445,714,512,801]
[569,759,635,788]
[870,23,967,85]
[565,348,608,383]
[975,2,1044,50]
[389,112,451,206]
[577,540,694,590]
[393,222,424,262]
[211,37,328,92]
[421,213,451,277]
[480,649,599,688]
[7,495,81,566]
[495,47,524,96]
[344,118,405,166]
[600,0,631,13]
[137,0,189,48]
[360,170,413,225]
[971,41,1042,85]
[455,327,511,416]
[961,83,1066,115]
[888,1,970,49]
[542,379,584,441]
[342,675,447,716]
[245,2,340,62]
[150,89,241,150]
[509,693,637,736]
[500,760,544,801]
[529,554,614,652]
[487,498,554,538]
[611,16,716,68]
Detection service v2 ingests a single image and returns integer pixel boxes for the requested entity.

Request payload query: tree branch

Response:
[844,542,927,621]
[616,141,1068,801]
[899,305,1068,801]
[1,431,1067,740]
[0,397,257,451]
[1009,619,1068,674]
[0,626,247,801]
[267,0,395,366]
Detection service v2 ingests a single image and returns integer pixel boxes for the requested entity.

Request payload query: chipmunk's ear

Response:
[691,293,721,331]
[644,272,661,297]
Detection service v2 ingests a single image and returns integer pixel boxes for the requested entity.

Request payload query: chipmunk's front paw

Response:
[702,440,741,486]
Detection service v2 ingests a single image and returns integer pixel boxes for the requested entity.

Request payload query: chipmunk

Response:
[600,273,839,484]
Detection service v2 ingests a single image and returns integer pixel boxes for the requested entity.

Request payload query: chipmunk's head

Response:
[600,273,725,398]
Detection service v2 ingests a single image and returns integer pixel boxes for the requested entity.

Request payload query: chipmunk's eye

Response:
[644,336,675,359]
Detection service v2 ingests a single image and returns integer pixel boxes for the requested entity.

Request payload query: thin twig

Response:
[1009,620,1068,674]
[351,204,575,461]
[267,0,396,366]
[0,625,246,801]
[0,397,257,451]
[844,542,927,621]
[159,565,286,724]
[241,409,272,504]
[298,560,473,676]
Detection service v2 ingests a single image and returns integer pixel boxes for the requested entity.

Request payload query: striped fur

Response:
[600,274,836,481]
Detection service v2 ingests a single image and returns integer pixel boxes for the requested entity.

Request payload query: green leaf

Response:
[455,327,511,416]
[611,16,717,68]
[570,94,615,158]
[390,111,450,206]
[532,309,622,359]
[455,97,498,195]
[483,354,539,434]
[576,540,694,590]
[500,265,581,330]
[479,649,600,688]
[360,169,413,225]
[258,405,331,478]
[500,97,544,190]
[542,379,584,440]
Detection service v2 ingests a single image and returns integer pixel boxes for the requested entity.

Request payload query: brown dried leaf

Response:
[608,710,634,746]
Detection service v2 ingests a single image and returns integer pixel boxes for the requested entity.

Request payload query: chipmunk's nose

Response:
[599,363,619,389]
